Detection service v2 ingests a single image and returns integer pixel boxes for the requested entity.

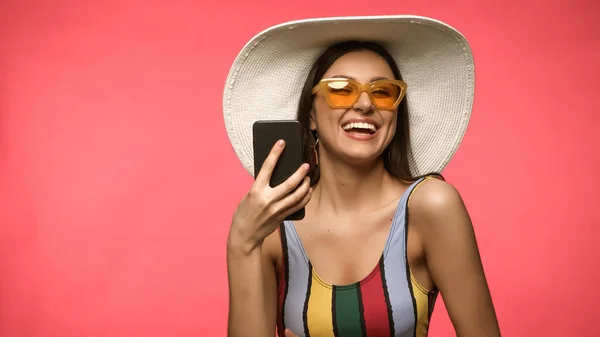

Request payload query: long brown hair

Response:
[296,40,441,186]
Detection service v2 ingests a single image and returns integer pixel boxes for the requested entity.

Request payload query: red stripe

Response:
[360,266,392,336]
[277,271,286,336]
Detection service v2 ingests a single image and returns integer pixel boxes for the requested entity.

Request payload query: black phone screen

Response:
[252,120,305,220]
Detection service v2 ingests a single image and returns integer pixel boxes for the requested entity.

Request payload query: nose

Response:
[353,91,373,113]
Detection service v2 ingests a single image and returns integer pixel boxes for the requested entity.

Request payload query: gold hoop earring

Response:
[312,138,319,166]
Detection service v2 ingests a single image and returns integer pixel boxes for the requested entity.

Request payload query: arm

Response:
[227,231,278,337]
[226,140,312,337]
[410,179,501,337]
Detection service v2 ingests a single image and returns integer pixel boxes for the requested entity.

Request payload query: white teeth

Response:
[342,122,377,132]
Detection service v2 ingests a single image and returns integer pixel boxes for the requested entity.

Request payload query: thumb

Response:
[284,328,299,337]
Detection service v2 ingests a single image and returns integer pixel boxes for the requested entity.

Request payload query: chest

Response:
[277,236,418,337]
[292,278,416,337]
[274,180,431,337]
[293,207,397,286]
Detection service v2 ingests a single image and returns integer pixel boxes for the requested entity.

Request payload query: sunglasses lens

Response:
[324,80,359,107]
[322,80,403,109]
[371,83,402,109]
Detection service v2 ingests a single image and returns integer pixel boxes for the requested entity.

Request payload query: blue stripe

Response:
[283,221,310,337]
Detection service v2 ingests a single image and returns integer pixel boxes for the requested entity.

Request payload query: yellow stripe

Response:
[306,273,335,336]
[411,271,432,337]
[407,175,441,337]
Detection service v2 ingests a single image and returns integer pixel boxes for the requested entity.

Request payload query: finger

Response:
[276,176,312,215]
[255,139,285,185]
[271,162,310,199]
[281,184,313,218]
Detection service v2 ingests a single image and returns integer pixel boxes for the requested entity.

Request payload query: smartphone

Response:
[253,120,306,221]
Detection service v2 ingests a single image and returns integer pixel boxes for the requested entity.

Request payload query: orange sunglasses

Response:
[312,78,407,110]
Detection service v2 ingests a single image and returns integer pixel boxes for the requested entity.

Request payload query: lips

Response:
[342,122,377,134]
[340,119,381,141]
[341,119,380,135]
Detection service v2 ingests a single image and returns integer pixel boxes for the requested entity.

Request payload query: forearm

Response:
[227,242,274,337]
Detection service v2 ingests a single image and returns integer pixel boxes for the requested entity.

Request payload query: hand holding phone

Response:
[252,120,307,221]
[228,121,312,254]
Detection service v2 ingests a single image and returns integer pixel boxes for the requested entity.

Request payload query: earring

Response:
[312,137,319,166]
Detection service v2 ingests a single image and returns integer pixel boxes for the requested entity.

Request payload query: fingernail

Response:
[303,163,310,170]
[277,139,285,147]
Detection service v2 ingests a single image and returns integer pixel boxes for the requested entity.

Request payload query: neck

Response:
[311,152,400,216]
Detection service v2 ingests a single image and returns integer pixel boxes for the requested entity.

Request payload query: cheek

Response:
[313,97,330,117]
[384,112,397,129]
[313,99,342,128]
[388,119,398,134]
[383,114,398,139]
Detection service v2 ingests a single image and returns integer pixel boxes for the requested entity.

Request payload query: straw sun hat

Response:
[222,15,475,176]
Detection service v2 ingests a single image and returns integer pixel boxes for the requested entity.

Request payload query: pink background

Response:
[1,0,599,336]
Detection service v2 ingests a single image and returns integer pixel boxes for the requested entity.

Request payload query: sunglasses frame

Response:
[312,78,408,110]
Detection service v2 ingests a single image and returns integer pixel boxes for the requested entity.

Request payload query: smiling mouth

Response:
[341,122,377,135]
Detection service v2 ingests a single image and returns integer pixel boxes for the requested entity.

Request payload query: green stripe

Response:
[334,286,363,337]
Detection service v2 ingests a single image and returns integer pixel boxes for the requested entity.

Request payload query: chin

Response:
[339,148,383,165]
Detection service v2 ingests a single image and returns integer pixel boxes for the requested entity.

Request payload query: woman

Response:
[223,16,500,337]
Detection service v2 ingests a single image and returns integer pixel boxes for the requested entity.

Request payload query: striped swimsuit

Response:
[276,177,438,337]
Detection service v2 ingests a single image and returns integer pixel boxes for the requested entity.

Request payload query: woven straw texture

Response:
[223,15,475,176]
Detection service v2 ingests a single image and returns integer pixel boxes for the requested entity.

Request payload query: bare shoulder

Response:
[408,177,469,227]
[408,178,476,251]
[408,177,501,336]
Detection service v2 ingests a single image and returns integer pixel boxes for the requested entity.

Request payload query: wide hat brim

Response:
[222,15,475,176]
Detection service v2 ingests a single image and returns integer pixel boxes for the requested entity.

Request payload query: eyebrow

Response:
[329,74,391,81]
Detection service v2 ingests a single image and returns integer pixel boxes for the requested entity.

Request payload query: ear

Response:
[309,108,317,131]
